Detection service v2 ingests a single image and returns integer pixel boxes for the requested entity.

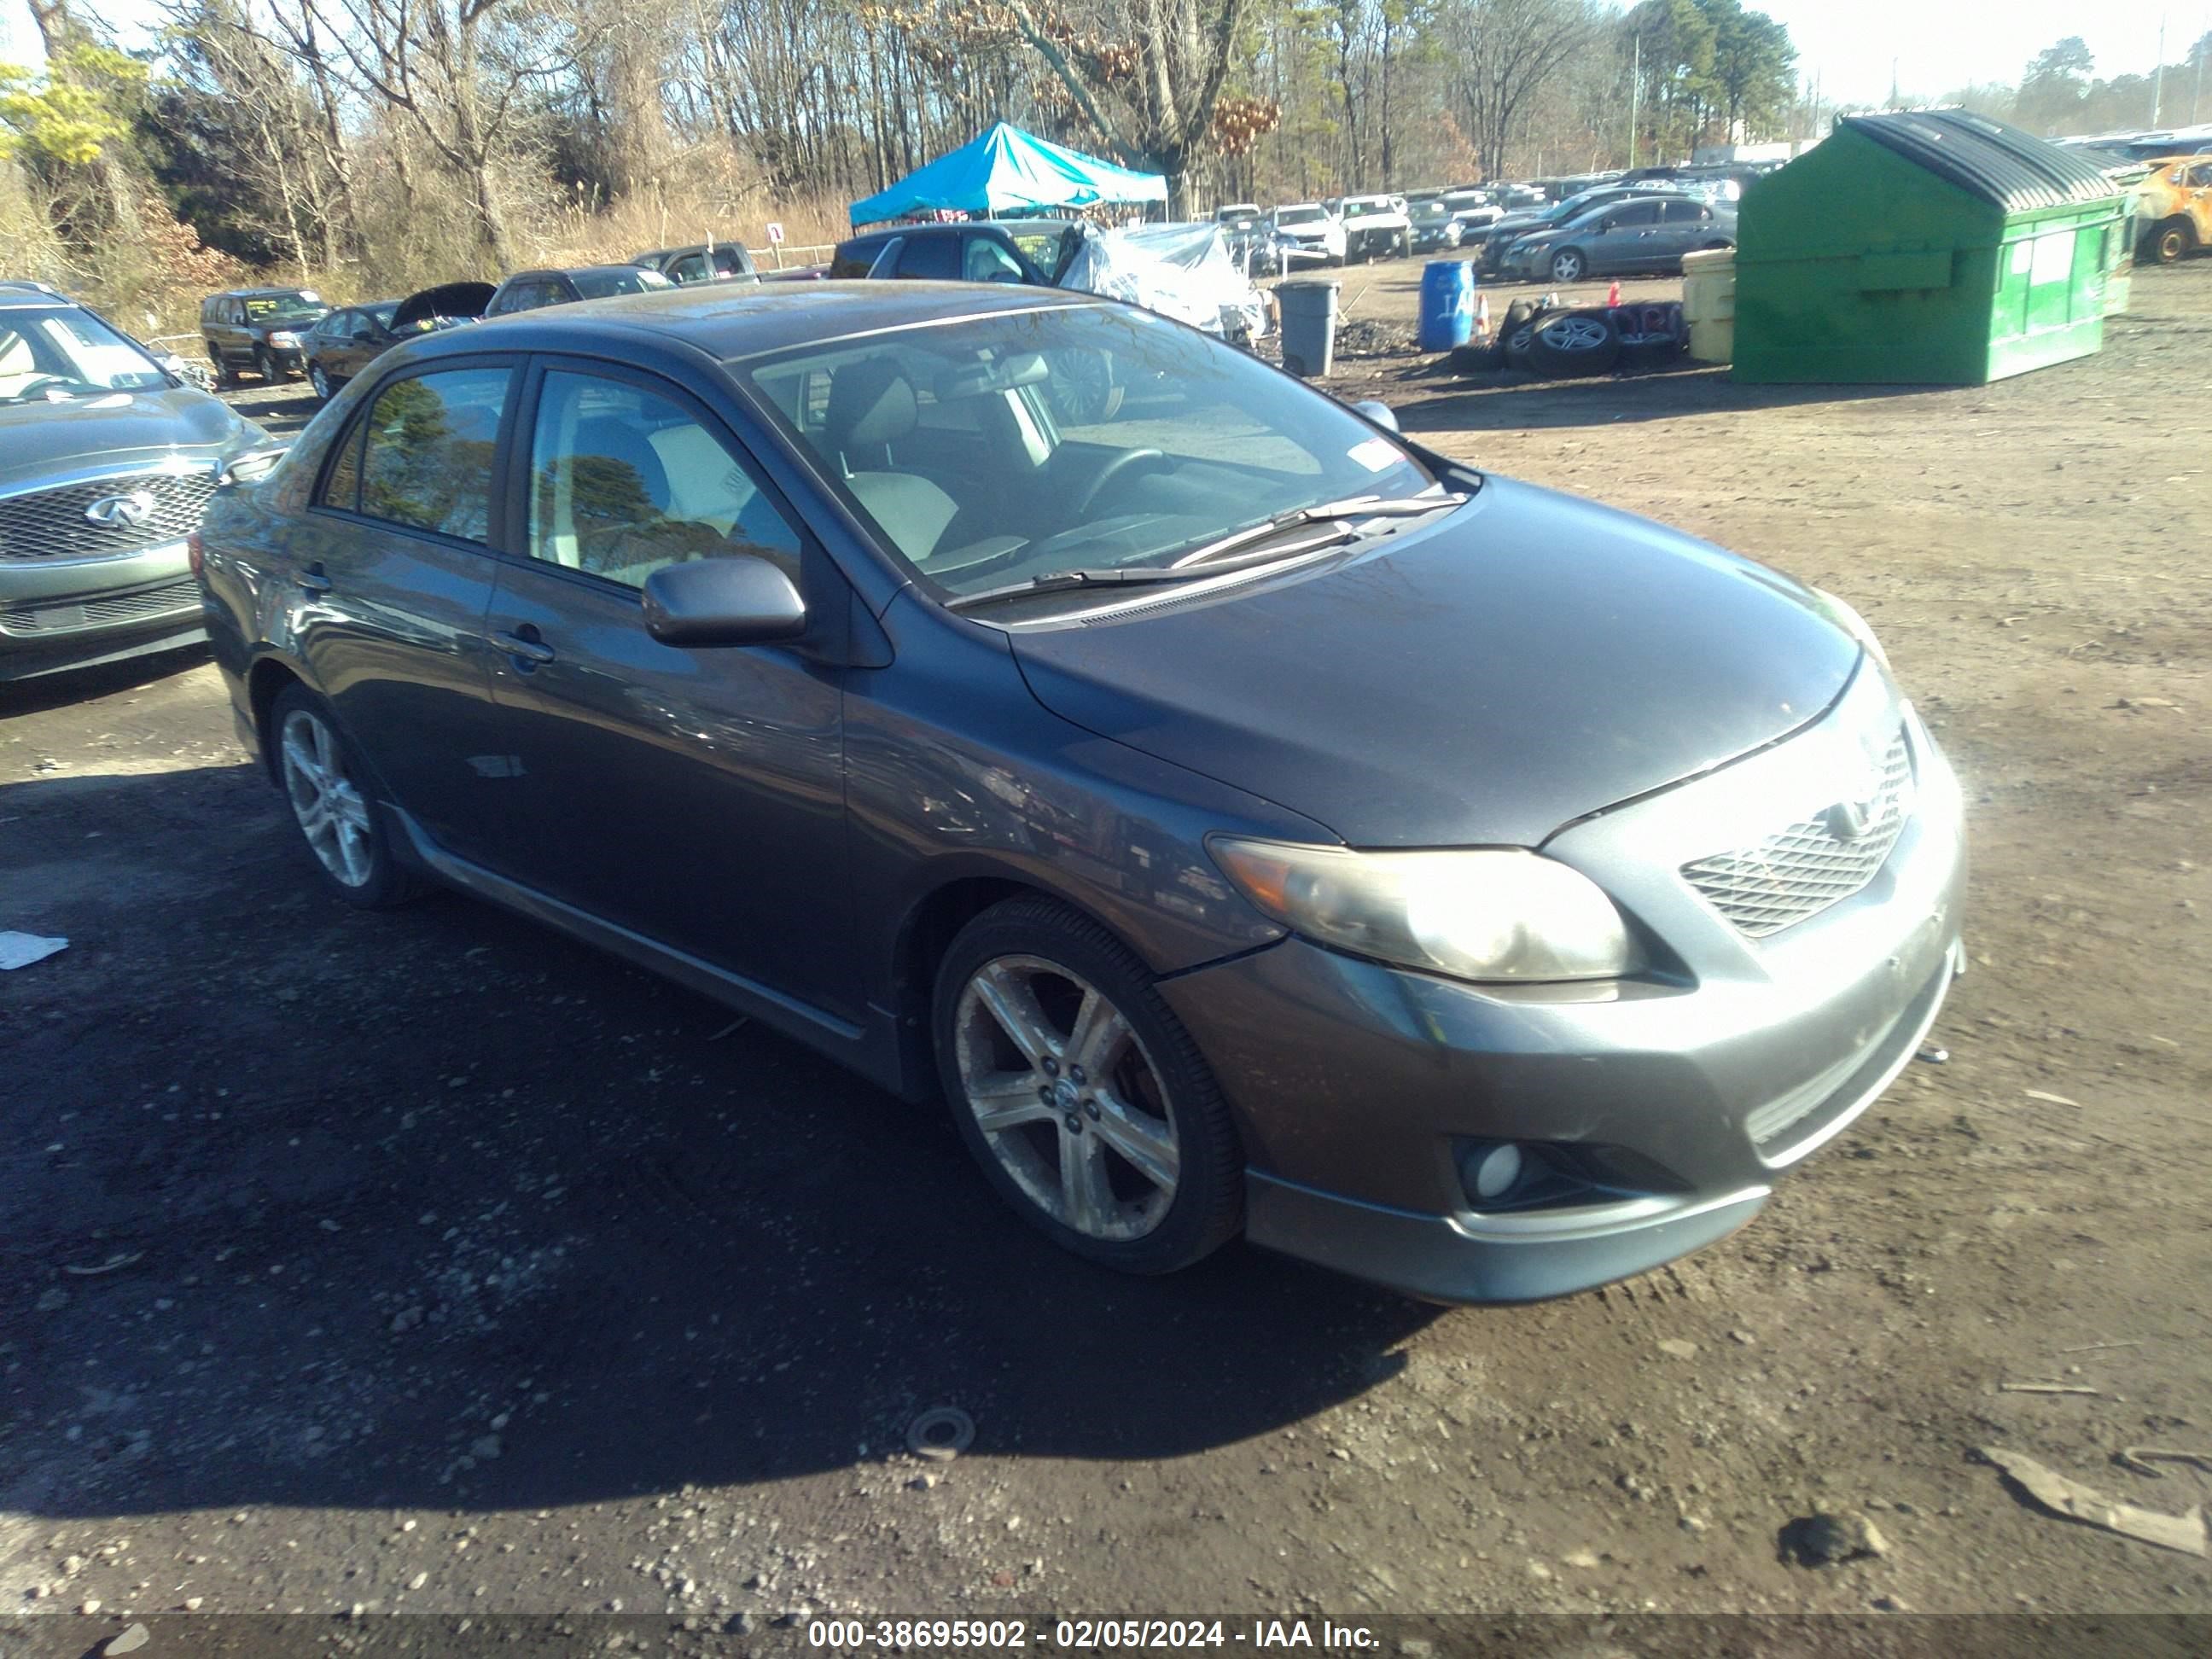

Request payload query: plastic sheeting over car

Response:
[1057,223,1269,341]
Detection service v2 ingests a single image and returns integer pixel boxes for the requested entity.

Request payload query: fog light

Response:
[1461,1141,1524,1203]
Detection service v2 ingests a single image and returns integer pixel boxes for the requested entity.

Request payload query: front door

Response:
[480,361,855,1016]
[1589,200,1663,275]
[295,358,521,859]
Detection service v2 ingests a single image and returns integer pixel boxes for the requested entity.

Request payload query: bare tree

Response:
[1442,0,1596,179]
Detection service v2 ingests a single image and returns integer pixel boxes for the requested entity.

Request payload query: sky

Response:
[1,0,2203,111]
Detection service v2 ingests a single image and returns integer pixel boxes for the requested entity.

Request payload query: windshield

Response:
[1342,200,1392,218]
[366,301,400,329]
[741,304,1437,605]
[1412,201,1449,220]
[573,267,674,299]
[243,293,325,323]
[1006,227,1072,274]
[0,306,168,404]
[1275,207,1323,225]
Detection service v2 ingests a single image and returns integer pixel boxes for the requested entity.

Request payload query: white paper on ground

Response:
[0,932,68,970]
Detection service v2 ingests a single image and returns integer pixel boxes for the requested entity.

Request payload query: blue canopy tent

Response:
[848,122,1167,227]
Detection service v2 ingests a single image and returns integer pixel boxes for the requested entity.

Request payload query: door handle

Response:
[296,565,332,594]
[493,629,556,666]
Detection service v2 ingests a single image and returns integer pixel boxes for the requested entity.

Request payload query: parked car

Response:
[632,242,761,286]
[830,220,1085,284]
[2,283,270,679]
[1503,197,1736,282]
[1268,202,1345,266]
[2133,154,2212,263]
[1474,184,1685,275]
[482,265,673,317]
[1411,189,1505,252]
[201,286,329,384]
[1214,202,1263,227]
[195,281,1965,1303]
[301,282,493,402]
[1336,193,1412,261]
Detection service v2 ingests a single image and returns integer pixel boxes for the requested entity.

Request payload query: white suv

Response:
[1336,194,1412,262]
[1268,204,1347,267]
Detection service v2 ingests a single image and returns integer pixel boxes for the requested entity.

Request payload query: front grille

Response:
[1682,726,1913,938]
[0,579,200,637]
[0,469,220,562]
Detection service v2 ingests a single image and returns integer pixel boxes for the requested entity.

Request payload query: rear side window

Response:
[894,236,960,281]
[343,366,512,542]
[1660,200,1708,224]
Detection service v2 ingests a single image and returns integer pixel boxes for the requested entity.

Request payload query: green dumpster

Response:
[1732,109,2131,386]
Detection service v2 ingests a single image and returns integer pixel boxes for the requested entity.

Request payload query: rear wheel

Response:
[271,684,421,909]
[932,898,1242,1275]
[309,362,333,402]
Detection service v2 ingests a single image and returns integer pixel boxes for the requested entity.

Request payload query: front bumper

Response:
[0,543,203,679]
[1160,672,1967,1303]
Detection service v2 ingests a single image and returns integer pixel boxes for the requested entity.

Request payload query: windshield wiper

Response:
[1169,492,1466,568]
[943,524,1399,614]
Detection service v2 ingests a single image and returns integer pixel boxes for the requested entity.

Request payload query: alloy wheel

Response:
[1551,249,1585,282]
[279,707,375,888]
[1538,314,1612,353]
[311,364,331,401]
[952,954,1180,1242]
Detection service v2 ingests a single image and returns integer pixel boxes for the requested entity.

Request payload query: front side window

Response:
[527,370,801,590]
[669,253,711,284]
[352,366,511,542]
[742,304,1437,600]
[963,237,1027,283]
[0,308,168,405]
[1605,201,1662,230]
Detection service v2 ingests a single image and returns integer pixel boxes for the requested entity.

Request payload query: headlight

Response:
[1810,586,1891,672]
[1209,839,1642,983]
[269,331,300,349]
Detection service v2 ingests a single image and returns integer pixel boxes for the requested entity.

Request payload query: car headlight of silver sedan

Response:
[1210,840,1642,982]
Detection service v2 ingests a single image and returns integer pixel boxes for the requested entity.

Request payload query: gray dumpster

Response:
[1277,279,1340,378]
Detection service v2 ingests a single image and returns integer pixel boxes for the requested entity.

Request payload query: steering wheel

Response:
[1073,448,1173,518]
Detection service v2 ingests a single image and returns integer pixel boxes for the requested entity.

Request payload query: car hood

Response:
[0,387,260,494]
[1009,475,1862,847]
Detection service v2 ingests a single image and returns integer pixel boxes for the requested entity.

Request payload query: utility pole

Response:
[1627,32,1640,168]
[2153,14,2167,125]
[1890,57,1900,109]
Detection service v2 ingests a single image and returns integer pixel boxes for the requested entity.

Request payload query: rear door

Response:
[477,358,855,1011]
[1653,199,1710,268]
[294,358,523,859]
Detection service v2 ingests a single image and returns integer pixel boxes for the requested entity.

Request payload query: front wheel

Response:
[2149,220,2192,264]
[1550,247,1586,282]
[933,898,1242,1274]
[271,684,421,908]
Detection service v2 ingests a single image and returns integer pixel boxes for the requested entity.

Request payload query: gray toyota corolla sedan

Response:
[195,282,1965,1303]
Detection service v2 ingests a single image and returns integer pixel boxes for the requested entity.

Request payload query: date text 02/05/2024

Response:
[805,1619,1382,1649]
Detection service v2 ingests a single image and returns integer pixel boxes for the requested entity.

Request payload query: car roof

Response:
[212,286,319,299]
[395,280,1102,366]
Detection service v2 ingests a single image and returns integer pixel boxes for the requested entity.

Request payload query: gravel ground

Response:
[3,264,2209,1640]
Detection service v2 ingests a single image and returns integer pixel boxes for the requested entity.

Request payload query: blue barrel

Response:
[1417,260,1475,352]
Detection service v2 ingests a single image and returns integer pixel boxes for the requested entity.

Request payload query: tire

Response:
[1502,323,1539,370]
[1620,335,1682,372]
[1526,308,1622,377]
[2148,219,2192,265]
[1044,347,1124,425]
[270,684,422,909]
[1447,340,1499,374]
[209,346,236,389]
[309,363,333,402]
[931,896,1243,1275]
[1549,247,1587,282]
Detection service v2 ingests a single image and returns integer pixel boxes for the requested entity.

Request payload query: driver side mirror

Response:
[1350,399,1400,434]
[643,555,807,648]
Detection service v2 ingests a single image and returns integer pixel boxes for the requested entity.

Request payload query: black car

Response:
[632,242,760,287]
[300,300,402,402]
[200,286,329,384]
[2,283,269,679]
[830,220,1085,285]
[300,282,495,402]
[482,265,673,318]
[194,282,1965,1305]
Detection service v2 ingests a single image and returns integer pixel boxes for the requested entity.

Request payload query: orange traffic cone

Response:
[1607,278,1621,307]
[1476,293,1492,337]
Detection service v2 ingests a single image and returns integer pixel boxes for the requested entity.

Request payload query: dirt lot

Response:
[3,263,2210,1639]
